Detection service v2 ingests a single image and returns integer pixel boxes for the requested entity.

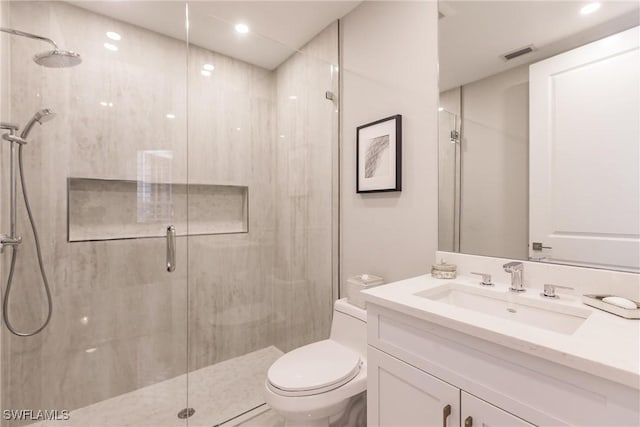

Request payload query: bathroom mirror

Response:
[438,1,640,272]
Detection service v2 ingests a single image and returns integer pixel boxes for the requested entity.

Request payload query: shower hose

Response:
[3,143,53,336]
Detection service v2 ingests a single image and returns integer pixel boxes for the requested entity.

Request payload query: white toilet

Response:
[264,298,367,427]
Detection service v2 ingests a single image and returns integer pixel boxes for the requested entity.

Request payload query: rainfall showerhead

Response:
[20,109,56,139]
[0,27,82,68]
[34,50,82,68]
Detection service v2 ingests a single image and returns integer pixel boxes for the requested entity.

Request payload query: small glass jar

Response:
[431,260,457,279]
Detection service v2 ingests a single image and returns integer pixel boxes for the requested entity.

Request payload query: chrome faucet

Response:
[503,262,525,292]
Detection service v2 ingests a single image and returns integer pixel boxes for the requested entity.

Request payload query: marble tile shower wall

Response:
[1,0,336,421]
[187,22,338,369]
[2,1,189,419]
[0,0,10,414]
[186,40,278,369]
[272,23,338,353]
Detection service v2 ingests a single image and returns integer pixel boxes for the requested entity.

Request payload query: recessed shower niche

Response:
[68,177,248,241]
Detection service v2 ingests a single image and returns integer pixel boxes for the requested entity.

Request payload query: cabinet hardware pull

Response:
[442,404,451,427]
[464,416,473,427]
[166,225,176,272]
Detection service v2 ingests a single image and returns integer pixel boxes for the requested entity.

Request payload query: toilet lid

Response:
[267,340,361,395]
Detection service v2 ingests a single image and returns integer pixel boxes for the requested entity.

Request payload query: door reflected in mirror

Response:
[438,1,640,272]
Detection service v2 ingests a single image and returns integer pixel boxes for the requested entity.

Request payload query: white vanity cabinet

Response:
[366,303,640,427]
[368,346,533,427]
[368,346,460,426]
[460,391,534,427]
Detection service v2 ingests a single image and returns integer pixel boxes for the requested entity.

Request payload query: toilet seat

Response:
[267,340,362,397]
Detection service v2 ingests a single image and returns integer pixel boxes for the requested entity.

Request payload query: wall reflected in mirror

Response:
[438,1,640,272]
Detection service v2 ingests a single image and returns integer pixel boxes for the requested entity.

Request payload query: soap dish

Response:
[582,294,640,319]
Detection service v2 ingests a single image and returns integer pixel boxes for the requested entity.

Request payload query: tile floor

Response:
[27,347,283,427]
[225,407,284,427]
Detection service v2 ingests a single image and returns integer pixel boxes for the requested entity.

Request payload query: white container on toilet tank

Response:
[345,274,384,309]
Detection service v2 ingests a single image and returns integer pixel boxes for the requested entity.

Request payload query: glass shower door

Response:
[1,1,340,425]
[1,1,190,426]
[185,2,339,425]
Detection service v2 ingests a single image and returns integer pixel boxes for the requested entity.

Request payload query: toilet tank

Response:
[330,298,367,358]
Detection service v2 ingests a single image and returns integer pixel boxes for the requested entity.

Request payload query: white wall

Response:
[340,1,439,289]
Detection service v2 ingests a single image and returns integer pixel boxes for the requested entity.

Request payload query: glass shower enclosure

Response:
[0,1,339,425]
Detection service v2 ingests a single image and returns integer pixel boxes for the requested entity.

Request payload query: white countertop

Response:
[361,274,640,390]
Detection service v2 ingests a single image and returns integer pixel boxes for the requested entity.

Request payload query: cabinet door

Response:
[461,391,534,427]
[368,346,460,427]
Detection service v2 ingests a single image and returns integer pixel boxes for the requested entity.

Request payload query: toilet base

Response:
[276,391,366,427]
[273,397,349,426]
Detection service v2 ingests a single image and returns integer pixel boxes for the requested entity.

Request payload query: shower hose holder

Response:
[0,235,22,253]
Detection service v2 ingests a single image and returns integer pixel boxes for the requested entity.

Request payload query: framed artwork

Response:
[356,114,402,193]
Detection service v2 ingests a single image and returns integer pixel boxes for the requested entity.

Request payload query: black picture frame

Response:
[356,114,402,193]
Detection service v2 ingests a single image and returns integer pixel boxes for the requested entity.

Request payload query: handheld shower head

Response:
[34,50,82,68]
[35,109,56,123]
[20,109,56,139]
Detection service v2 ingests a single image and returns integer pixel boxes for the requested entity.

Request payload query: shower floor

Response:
[27,346,284,427]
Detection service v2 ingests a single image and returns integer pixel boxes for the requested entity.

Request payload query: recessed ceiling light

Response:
[279,134,285,139]
[106,31,121,41]
[289,95,297,100]
[166,113,176,119]
[104,42,118,52]
[201,70,211,77]
[203,64,215,71]
[438,107,444,112]
[235,23,250,34]
[580,2,601,15]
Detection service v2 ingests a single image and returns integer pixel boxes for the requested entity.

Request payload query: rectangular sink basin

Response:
[415,283,591,335]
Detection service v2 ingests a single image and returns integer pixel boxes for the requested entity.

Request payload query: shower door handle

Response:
[166,225,176,272]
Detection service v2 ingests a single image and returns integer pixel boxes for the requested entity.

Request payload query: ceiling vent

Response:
[502,45,536,61]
